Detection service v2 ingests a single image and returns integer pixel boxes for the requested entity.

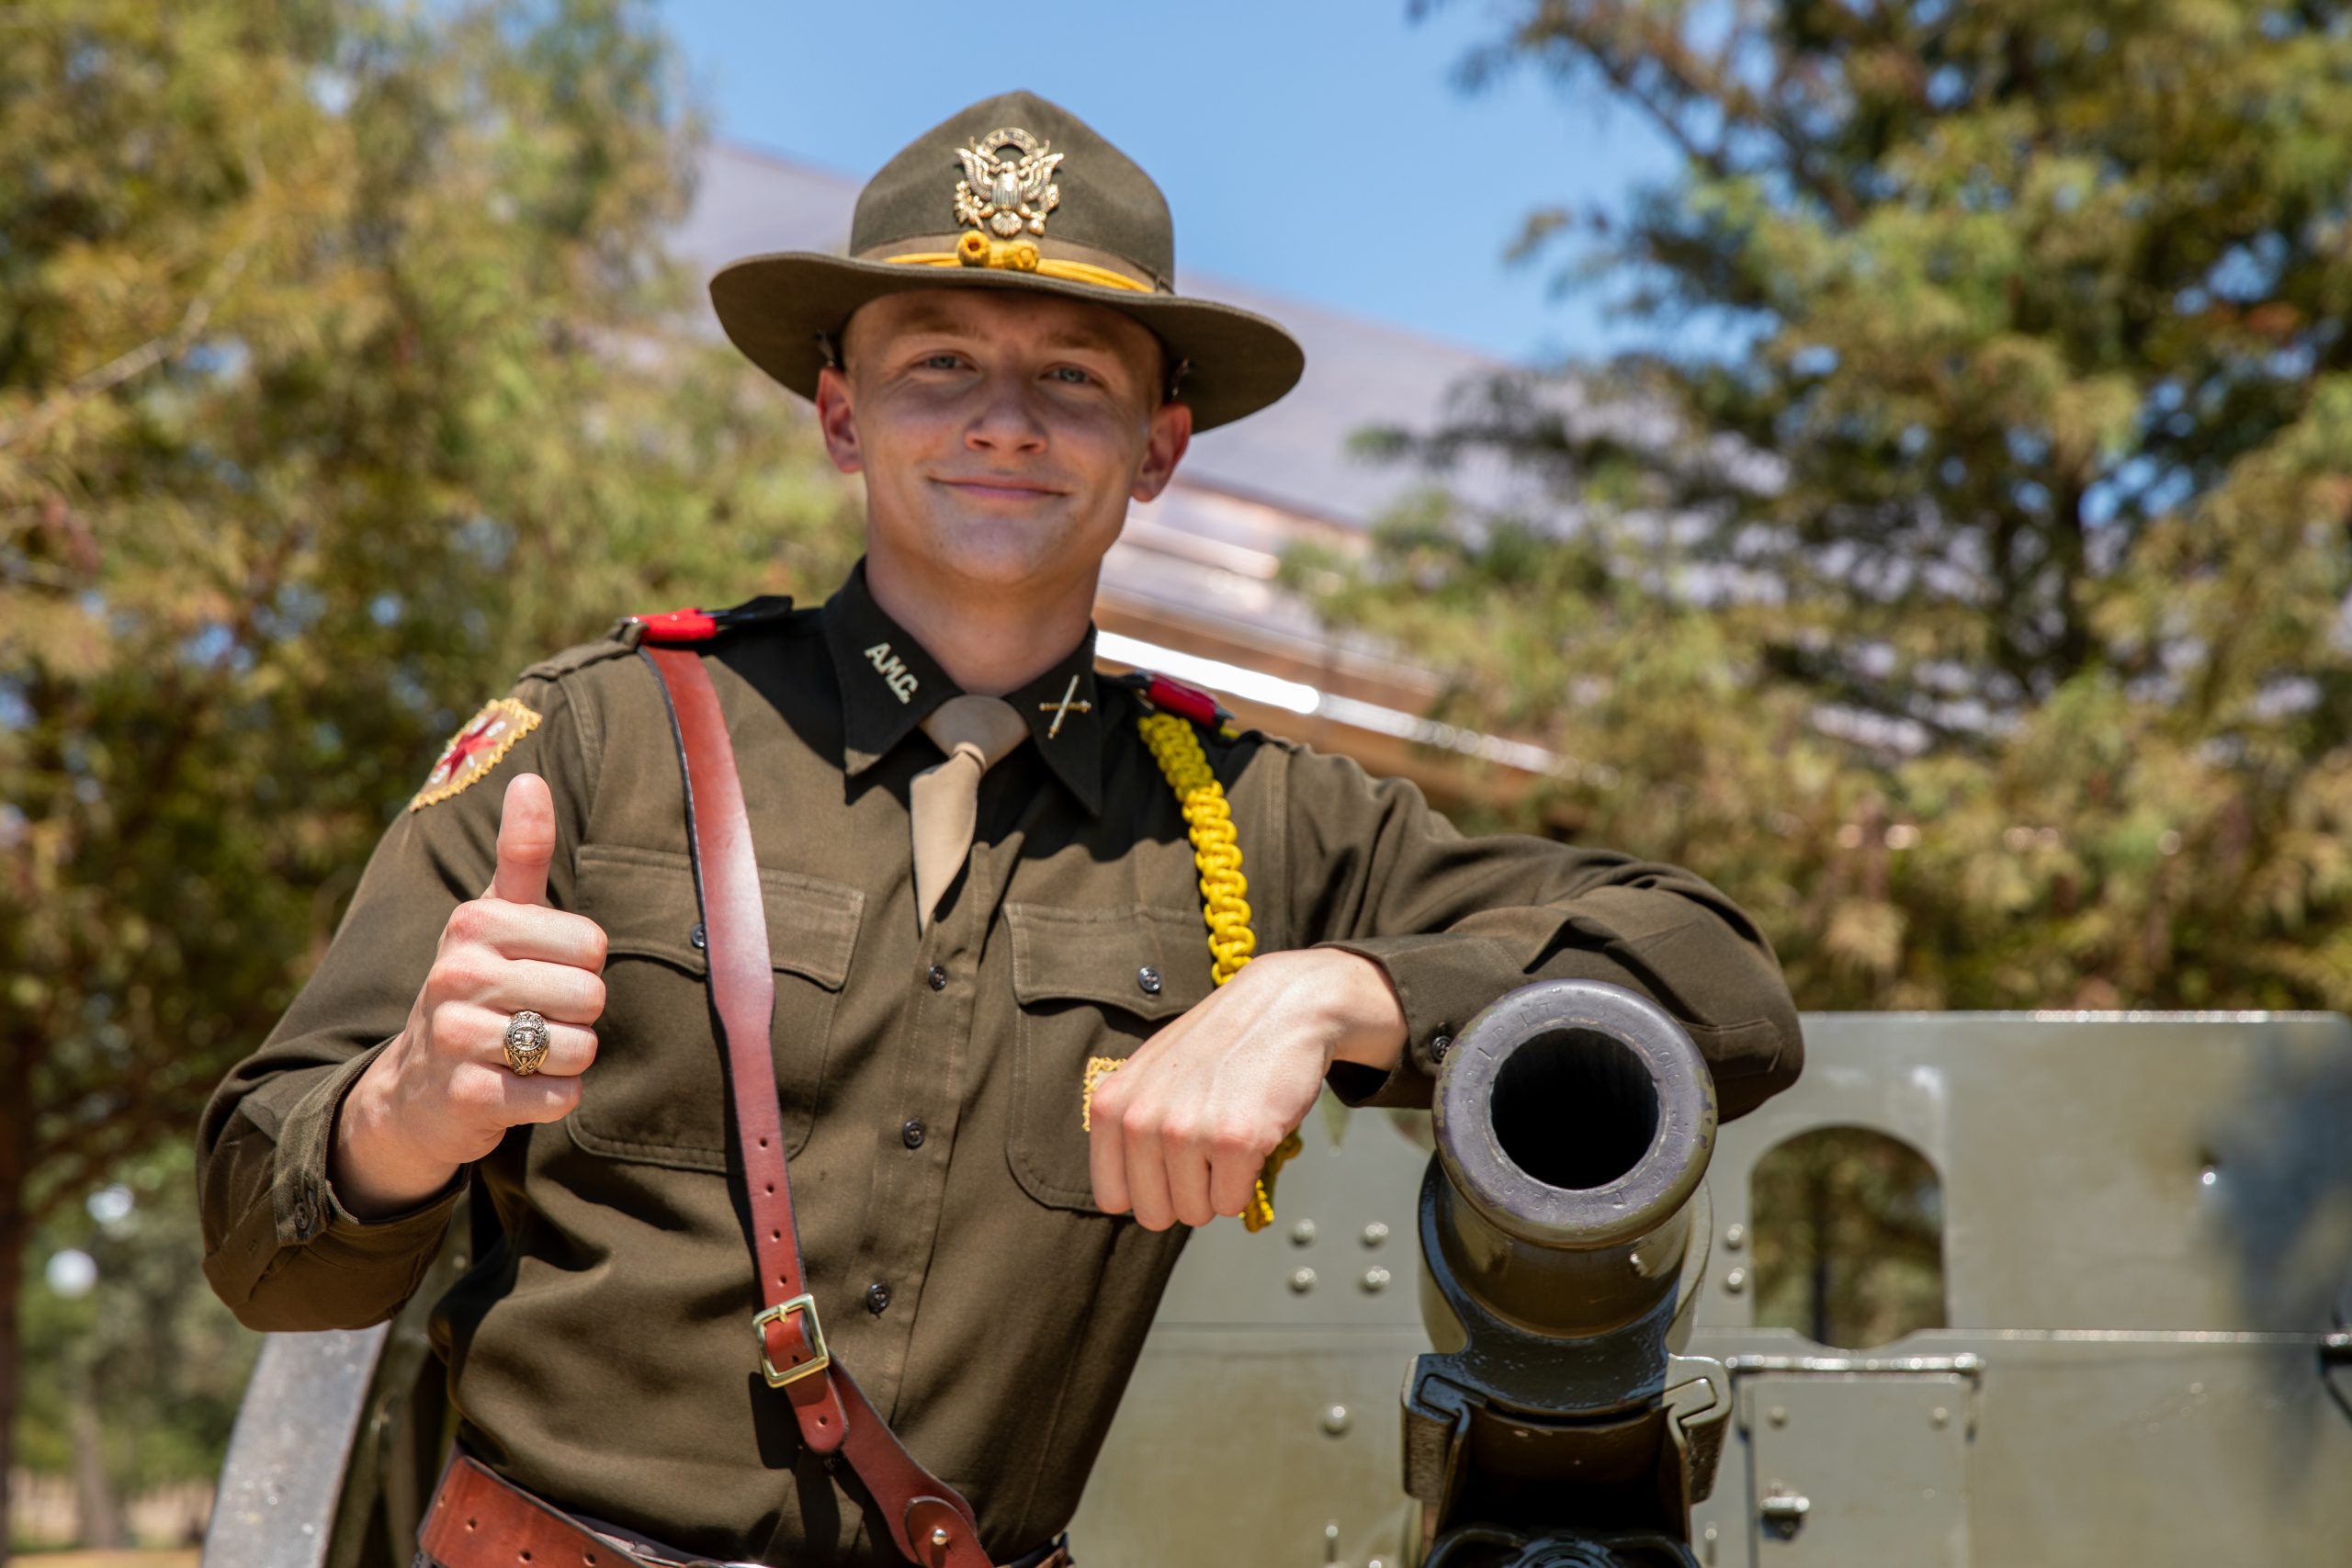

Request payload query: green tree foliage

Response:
[0,2,858,1546]
[1317,0,2352,1017]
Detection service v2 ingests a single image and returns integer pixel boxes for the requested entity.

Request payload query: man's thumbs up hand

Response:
[334,773,611,1219]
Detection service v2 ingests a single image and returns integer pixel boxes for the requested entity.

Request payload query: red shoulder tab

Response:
[630,596,795,644]
[1145,673,1223,727]
[632,607,718,643]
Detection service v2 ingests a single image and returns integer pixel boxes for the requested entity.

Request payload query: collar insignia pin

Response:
[1039,673,1091,739]
[954,127,1063,239]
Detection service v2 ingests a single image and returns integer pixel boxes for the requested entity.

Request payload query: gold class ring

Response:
[502,1010,550,1076]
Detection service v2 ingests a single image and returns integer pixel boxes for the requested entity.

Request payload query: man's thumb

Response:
[491,773,557,906]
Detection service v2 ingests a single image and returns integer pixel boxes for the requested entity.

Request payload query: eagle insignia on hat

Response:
[409,697,541,811]
[954,127,1062,238]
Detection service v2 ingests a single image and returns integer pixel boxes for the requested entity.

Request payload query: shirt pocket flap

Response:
[576,842,862,991]
[1005,903,1216,1020]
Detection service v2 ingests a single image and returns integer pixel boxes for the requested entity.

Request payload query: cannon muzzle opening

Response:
[1489,1024,1663,1192]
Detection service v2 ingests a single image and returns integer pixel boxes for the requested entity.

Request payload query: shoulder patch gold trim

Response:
[409,697,543,811]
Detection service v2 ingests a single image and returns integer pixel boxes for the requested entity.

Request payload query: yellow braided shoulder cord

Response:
[1078,710,1302,1233]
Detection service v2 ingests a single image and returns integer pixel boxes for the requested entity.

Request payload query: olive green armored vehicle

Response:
[205,983,2352,1566]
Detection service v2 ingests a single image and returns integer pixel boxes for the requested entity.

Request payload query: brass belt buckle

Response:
[752,1292,830,1387]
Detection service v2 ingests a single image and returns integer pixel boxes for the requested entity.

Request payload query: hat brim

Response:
[708,252,1305,433]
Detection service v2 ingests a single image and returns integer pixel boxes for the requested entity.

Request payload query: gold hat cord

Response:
[887,231,1152,292]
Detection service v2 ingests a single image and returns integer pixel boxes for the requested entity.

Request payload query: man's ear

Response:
[815,366,863,475]
[1132,398,1193,503]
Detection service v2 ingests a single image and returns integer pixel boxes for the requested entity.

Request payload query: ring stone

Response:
[503,1010,550,1076]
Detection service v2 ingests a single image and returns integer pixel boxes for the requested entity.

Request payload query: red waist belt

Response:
[416,1451,1070,1568]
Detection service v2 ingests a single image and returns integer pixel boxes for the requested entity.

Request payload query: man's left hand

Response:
[1086,949,1407,1229]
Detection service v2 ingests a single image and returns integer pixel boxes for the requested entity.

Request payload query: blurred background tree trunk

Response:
[67,1359,124,1552]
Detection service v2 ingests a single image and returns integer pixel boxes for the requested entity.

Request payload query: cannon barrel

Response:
[1405,981,1733,1566]
[1428,979,1716,1343]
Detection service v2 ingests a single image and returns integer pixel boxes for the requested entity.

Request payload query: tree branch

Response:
[0,245,251,452]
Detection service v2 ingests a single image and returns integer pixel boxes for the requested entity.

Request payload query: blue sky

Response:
[656,1,1679,364]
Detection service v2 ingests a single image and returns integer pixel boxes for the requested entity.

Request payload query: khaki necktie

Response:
[911,694,1032,932]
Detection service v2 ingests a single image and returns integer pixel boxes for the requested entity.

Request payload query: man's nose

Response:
[964,370,1049,452]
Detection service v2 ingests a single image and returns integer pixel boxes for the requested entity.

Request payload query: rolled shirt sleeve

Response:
[1269,743,1802,1118]
[198,670,594,1330]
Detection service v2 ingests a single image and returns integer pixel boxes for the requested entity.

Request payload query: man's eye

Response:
[1049,367,1093,386]
[922,354,963,370]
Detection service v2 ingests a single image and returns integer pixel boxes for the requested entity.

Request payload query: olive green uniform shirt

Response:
[198,563,1802,1565]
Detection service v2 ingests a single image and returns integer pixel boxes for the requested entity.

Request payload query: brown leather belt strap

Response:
[418,1452,1069,1568]
[420,1453,650,1567]
[641,644,995,1568]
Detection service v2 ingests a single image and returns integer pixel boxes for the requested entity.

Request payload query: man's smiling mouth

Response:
[933,475,1065,497]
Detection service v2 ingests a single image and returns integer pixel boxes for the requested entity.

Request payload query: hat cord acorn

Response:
[884,231,1151,294]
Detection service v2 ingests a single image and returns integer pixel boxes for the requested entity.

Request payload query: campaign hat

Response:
[709,90,1306,431]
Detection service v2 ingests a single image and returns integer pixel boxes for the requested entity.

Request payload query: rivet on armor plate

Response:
[1361,1221,1389,1247]
[1289,1267,1317,1293]
[1321,1404,1351,1436]
[1361,1267,1391,1293]
[1291,1218,1317,1247]
[1724,1266,1748,1293]
[1723,1222,1746,1250]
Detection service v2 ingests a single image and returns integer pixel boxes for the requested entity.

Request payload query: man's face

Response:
[814,287,1192,592]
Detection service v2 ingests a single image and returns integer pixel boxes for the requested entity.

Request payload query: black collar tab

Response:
[825,563,1106,814]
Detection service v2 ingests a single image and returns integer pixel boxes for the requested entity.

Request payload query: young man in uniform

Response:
[199,92,1802,1568]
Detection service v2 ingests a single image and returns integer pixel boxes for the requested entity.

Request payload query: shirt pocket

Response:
[568,842,863,1172]
[1003,902,1216,1212]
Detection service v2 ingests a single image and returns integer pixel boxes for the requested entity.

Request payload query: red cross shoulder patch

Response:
[409,697,542,811]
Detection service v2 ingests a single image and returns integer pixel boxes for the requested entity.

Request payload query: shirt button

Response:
[927,964,948,991]
[1136,964,1162,996]
[901,1119,927,1150]
[1430,1033,1454,1064]
[689,922,707,951]
[291,1200,316,1237]
[865,1281,893,1314]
